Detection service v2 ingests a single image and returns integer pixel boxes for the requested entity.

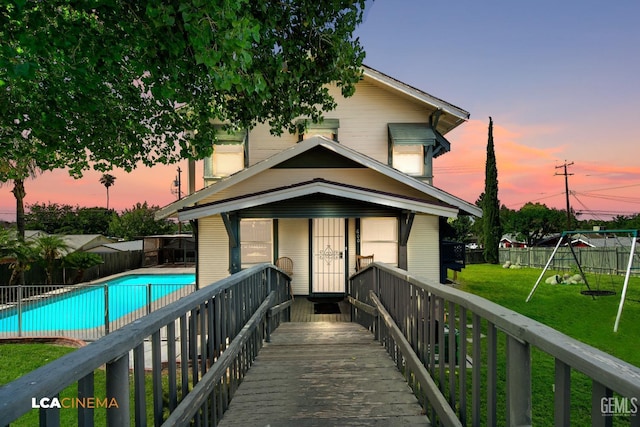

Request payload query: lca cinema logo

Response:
[32,397,119,409]
[601,397,638,417]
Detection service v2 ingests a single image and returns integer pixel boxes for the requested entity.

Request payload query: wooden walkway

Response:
[289,297,351,322]
[218,322,430,427]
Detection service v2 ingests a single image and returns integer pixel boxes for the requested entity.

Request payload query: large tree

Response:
[108,202,175,240]
[1,0,368,231]
[483,117,501,263]
[503,202,566,247]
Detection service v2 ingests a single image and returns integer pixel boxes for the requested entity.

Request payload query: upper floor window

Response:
[296,118,339,142]
[205,126,247,179]
[388,122,450,181]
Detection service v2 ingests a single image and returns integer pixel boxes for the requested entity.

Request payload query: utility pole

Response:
[172,166,182,200]
[555,161,574,230]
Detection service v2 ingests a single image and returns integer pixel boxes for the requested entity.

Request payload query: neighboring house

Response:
[85,240,144,253]
[157,65,482,296]
[61,234,117,254]
[499,234,527,248]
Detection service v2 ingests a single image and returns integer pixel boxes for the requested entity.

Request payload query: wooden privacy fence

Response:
[499,247,640,275]
[0,264,292,427]
[349,263,640,426]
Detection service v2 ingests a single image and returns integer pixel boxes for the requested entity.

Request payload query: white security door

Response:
[312,218,346,293]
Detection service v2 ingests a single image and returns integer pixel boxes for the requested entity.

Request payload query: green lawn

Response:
[0,344,172,426]
[454,263,640,366]
[453,264,640,426]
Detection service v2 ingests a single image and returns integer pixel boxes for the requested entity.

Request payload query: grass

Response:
[0,343,181,426]
[454,264,640,366]
[452,264,640,426]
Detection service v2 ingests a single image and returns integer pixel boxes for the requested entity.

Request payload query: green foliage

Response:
[108,202,175,240]
[447,215,474,243]
[482,117,501,263]
[0,230,37,285]
[32,234,68,285]
[1,0,368,175]
[62,251,103,284]
[502,202,566,246]
[25,203,115,235]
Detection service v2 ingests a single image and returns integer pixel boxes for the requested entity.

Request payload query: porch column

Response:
[222,212,241,273]
[398,211,415,270]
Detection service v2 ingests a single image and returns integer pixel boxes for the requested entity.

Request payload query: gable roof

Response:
[157,136,482,220]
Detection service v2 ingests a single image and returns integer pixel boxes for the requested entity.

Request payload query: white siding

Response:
[198,215,230,287]
[407,215,440,283]
[278,219,309,296]
[247,77,434,166]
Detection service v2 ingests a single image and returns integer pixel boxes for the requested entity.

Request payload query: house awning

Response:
[388,123,451,157]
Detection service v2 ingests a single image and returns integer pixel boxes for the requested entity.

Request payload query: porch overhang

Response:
[177,178,458,221]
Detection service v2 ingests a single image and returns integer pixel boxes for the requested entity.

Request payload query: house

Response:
[85,240,144,253]
[499,234,527,248]
[157,66,482,296]
[60,234,117,254]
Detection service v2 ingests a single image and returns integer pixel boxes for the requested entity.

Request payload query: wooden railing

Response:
[348,263,640,426]
[0,264,292,426]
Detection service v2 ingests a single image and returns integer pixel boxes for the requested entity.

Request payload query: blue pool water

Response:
[0,273,195,333]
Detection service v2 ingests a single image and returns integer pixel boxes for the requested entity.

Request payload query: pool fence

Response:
[0,282,195,341]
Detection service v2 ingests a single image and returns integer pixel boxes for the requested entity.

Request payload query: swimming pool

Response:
[0,273,195,335]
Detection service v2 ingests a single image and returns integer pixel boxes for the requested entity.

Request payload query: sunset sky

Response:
[2,0,640,222]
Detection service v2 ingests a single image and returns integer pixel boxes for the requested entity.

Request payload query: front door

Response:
[312,218,345,294]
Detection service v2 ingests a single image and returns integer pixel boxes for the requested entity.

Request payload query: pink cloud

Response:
[435,119,640,219]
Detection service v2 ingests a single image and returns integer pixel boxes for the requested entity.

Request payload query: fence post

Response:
[147,283,152,315]
[17,285,23,337]
[104,285,110,335]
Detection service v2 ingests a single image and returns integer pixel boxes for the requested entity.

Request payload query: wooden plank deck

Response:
[218,322,430,426]
[289,297,351,322]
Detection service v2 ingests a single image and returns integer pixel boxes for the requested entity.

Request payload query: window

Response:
[388,123,451,179]
[360,218,398,266]
[212,144,244,177]
[205,127,247,179]
[392,144,424,176]
[296,118,339,142]
[240,219,273,267]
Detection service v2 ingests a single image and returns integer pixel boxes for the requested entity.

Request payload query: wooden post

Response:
[506,335,532,426]
[106,355,130,426]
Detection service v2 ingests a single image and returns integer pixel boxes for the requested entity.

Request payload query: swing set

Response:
[526,229,638,332]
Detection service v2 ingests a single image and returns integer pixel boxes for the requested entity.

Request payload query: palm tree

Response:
[99,173,116,209]
[33,234,69,285]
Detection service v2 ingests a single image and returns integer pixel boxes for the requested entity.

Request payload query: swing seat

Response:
[581,289,616,297]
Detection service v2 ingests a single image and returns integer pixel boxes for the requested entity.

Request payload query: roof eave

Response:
[178,180,459,221]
